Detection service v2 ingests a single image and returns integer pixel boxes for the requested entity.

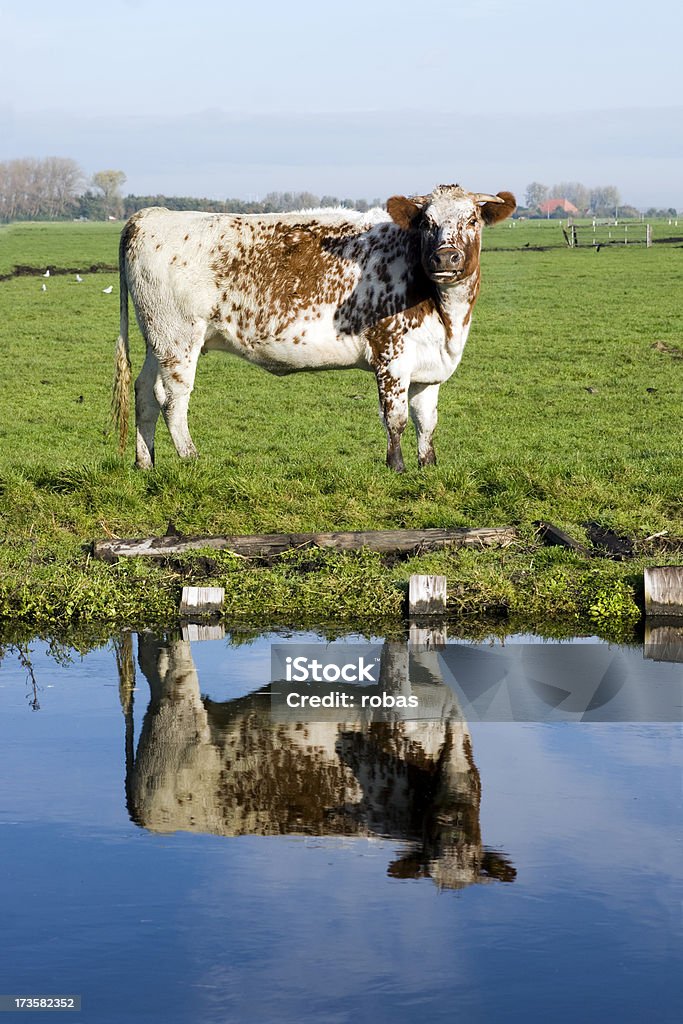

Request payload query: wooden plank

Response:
[535,521,589,555]
[179,585,225,616]
[409,575,447,616]
[92,526,518,561]
[583,521,633,560]
[644,567,683,618]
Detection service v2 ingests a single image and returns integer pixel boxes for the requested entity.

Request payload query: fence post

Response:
[408,574,447,616]
[646,223,652,247]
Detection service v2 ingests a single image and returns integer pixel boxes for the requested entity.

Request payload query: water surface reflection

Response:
[2,631,681,1024]
[123,633,515,890]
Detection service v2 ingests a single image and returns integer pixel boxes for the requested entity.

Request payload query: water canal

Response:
[1,631,681,1023]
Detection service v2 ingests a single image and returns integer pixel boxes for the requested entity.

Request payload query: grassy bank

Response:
[0,220,681,636]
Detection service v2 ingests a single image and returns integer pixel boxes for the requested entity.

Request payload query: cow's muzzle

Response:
[426,246,465,282]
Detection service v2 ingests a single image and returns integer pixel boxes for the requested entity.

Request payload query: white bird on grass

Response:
[41,283,47,291]
[42,269,50,278]
[102,285,113,294]
[76,274,83,283]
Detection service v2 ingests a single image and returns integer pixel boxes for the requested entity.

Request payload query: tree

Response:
[589,185,621,216]
[42,157,83,218]
[92,169,127,218]
[525,182,548,211]
[0,156,84,221]
[550,181,589,212]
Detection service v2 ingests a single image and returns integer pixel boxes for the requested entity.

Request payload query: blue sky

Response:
[2,0,681,206]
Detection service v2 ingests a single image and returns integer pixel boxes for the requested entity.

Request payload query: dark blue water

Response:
[1,632,681,1024]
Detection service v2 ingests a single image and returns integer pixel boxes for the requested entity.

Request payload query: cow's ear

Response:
[480,191,516,226]
[386,195,425,230]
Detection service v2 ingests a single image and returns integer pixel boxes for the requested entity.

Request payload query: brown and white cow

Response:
[112,184,515,470]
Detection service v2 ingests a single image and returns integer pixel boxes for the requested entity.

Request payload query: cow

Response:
[112,184,516,471]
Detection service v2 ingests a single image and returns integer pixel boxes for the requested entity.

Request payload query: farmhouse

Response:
[539,197,579,215]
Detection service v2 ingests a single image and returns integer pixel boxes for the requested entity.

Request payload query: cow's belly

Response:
[203,314,370,375]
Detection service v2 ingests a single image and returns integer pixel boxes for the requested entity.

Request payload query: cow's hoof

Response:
[418,451,437,468]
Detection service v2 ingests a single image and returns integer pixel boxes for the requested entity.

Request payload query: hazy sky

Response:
[2,0,682,207]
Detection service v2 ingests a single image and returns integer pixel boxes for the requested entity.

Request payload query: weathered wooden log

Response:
[644,566,683,618]
[92,526,518,561]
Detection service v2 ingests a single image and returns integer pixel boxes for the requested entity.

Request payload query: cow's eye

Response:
[468,217,478,228]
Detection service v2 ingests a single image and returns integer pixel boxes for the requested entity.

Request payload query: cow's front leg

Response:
[409,382,440,467]
[375,366,409,473]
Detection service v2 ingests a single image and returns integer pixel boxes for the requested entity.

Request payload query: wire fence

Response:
[483,218,683,252]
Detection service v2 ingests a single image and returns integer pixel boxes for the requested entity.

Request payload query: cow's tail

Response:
[112,232,132,453]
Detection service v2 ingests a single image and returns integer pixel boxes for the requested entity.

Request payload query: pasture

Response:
[0,218,681,635]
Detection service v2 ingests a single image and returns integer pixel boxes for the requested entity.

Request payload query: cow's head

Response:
[386,184,516,286]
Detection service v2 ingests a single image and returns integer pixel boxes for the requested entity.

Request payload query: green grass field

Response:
[0,218,681,636]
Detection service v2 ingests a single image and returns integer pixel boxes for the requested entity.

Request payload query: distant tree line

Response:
[643,206,679,218]
[0,159,383,223]
[1,157,677,223]
[0,157,83,221]
[520,181,662,218]
[121,191,382,218]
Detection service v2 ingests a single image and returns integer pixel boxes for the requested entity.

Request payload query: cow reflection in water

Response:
[122,634,515,891]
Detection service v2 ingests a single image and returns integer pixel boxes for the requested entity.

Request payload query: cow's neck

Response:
[435,269,481,350]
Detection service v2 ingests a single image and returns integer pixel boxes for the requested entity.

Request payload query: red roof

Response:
[539,197,579,214]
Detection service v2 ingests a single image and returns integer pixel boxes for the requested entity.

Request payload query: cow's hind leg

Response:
[409,382,440,467]
[157,320,206,461]
[134,347,164,469]
[375,367,410,473]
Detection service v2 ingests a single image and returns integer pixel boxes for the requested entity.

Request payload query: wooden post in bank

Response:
[408,575,448,649]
